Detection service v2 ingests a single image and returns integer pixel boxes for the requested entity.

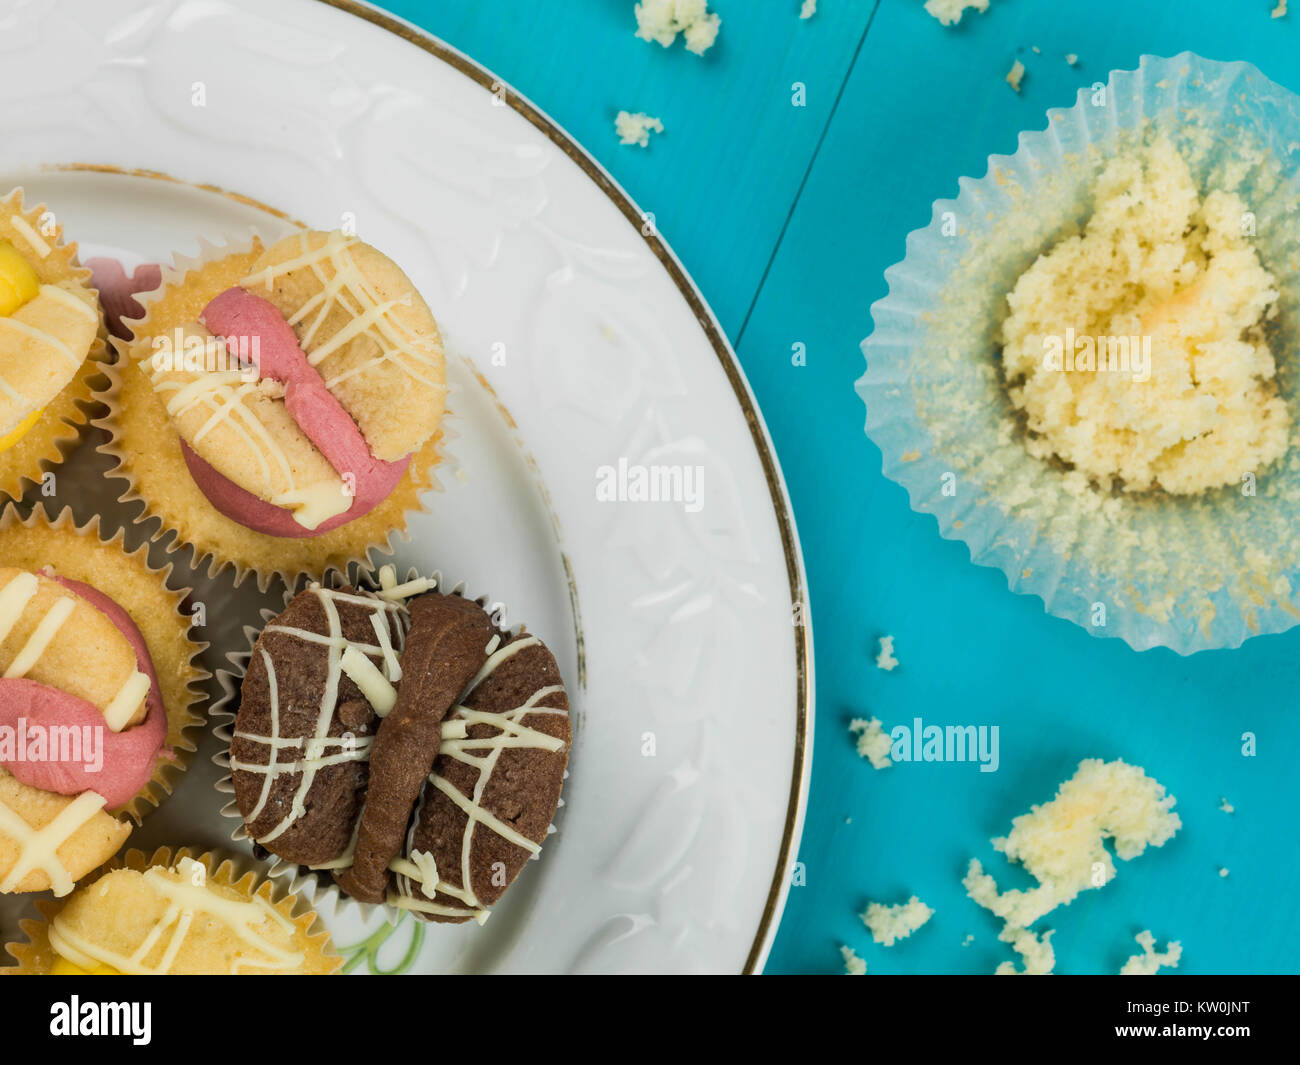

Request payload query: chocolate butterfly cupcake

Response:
[225,568,571,924]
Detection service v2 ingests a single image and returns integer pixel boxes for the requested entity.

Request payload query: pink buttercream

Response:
[0,575,168,809]
[185,286,409,538]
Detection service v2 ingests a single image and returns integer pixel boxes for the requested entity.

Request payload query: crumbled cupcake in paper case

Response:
[866,90,1300,650]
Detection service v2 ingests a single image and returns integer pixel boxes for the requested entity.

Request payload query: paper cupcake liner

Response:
[2,845,340,974]
[0,189,110,504]
[0,503,208,831]
[210,566,569,927]
[857,52,1300,654]
[93,232,455,594]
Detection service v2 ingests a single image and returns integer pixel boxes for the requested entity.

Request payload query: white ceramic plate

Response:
[0,0,811,974]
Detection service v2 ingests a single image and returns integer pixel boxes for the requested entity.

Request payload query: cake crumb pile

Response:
[964,758,1181,928]
[1120,930,1182,975]
[996,925,1055,975]
[861,895,934,946]
[615,111,664,147]
[1000,139,1290,495]
[965,758,1180,973]
[875,634,899,671]
[849,717,893,769]
[924,0,990,27]
[634,0,720,55]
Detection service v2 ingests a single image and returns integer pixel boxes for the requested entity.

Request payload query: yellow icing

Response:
[0,405,44,453]
[0,239,39,317]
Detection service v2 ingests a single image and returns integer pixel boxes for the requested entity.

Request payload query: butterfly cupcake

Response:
[215,566,572,925]
[101,229,448,589]
[3,846,340,975]
[0,189,106,503]
[0,507,205,897]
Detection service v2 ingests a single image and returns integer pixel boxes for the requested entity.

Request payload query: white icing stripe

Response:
[386,890,489,924]
[4,596,75,679]
[37,282,97,323]
[428,774,543,855]
[459,636,541,700]
[0,572,40,643]
[0,314,79,368]
[242,587,404,846]
[0,790,108,896]
[371,611,402,682]
[389,851,438,894]
[340,646,397,716]
[8,215,50,258]
[240,230,441,386]
[231,748,371,777]
[103,672,152,733]
[232,731,368,752]
[263,627,386,653]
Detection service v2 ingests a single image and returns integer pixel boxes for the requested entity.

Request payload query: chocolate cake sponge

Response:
[392,632,571,923]
[230,585,406,867]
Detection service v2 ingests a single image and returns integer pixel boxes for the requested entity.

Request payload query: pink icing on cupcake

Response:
[185,287,409,538]
[0,575,168,809]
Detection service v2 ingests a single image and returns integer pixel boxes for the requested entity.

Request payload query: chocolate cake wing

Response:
[391,631,571,923]
[334,593,495,903]
[230,585,406,867]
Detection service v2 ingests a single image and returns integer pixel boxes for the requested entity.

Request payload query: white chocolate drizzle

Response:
[390,635,569,920]
[376,563,437,601]
[48,857,305,974]
[340,645,398,716]
[0,789,108,896]
[241,230,444,394]
[0,571,149,732]
[231,586,405,845]
[8,215,51,258]
[148,357,346,531]
[0,283,97,420]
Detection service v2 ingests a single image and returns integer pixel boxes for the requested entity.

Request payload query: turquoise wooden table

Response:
[377,0,1300,974]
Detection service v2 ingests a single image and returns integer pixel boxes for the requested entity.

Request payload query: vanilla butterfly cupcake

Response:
[0,508,205,898]
[0,189,106,502]
[3,846,340,975]
[102,230,448,589]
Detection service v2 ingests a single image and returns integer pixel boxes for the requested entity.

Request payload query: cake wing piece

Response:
[230,585,405,866]
[335,593,493,904]
[392,632,572,923]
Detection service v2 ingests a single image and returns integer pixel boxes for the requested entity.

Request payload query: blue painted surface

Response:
[378,0,1300,973]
